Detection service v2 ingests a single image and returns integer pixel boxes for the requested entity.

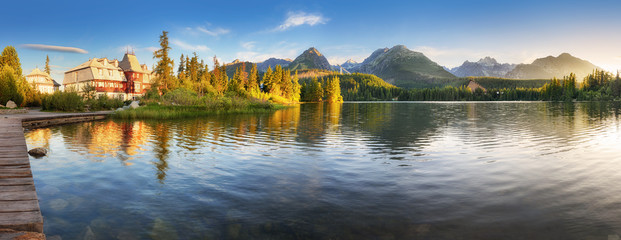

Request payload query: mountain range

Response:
[222,46,603,88]
[450,57,516,78]
[352,45,456,88]
[505,53,600,80]
[287,47,332,71]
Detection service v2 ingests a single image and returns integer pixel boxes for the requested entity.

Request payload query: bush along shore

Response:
[111,88,286,120]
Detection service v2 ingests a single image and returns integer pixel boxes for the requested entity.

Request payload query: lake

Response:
[25,102,621,239]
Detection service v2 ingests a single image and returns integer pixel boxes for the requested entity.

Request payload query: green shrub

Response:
[162,88,201,105]
[86,95,124,111]
[42,91,84,111]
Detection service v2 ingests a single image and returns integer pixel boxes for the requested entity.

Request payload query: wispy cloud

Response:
[186,26,230,37]
[118,45,159,54]
[241,41,256,50]
[21,44,88,54]
[145,47,159,53]
[274,11,328,31]
[171,39,210,52]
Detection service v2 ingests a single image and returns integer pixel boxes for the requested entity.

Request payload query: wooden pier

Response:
[0,117,43,233]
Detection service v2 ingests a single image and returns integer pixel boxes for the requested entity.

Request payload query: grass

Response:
[112,101,287,120]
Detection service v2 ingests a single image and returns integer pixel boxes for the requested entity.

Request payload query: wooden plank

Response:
[0,211,43,232]
[0,178,33,186]
[0,192,37,201]
[0,184,35,192]
[0,159,30,166]
[0,200,40,212]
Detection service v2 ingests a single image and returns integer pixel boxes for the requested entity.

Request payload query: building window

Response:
[98,69,103,77]
[109,70,113,77]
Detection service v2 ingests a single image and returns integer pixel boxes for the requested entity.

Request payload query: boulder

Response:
[116,107,124,112]
[130,101,140,109]
[28,147,47,157]
[0,104,4,108]
[5,100,17,109]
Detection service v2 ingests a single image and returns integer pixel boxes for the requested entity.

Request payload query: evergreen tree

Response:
[189,52,199,82]
[211,56,227,95]
[291,70,301,102]
[44,55,51,75]
[309,77,323,102]
[263,66,273,93]
[325,76,343,103]
[153,31,175,92]
[177,54,186,80]
[247,63,259,93]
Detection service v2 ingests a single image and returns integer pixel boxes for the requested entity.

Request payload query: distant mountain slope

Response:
[257,58,291,72]
[505,53,600,80]
[288,47,332,71]
[450,57,516,77]
[353,45,456,88]
[341,59,361,71]
[223,59,253,77]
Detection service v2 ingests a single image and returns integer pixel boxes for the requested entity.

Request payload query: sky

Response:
[2,0,621,80]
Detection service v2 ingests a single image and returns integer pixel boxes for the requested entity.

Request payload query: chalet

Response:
[25,68,60,94]
[63,53,153,100]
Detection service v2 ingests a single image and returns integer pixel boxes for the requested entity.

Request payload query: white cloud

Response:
[21,44,88,54]
[274,11,328,31]
[241,41,256,50]
[171,39,210,52]
[118,45,160,54]
[186,26,230,37]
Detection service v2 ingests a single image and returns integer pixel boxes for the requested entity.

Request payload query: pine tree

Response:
[177,54,186,80]
[247,63,259,93]
[325,76,343,103]
[263,66,273,93]
[153,31,175,92]
[44,55,51,75]
[211,56,227,95]
[291,70,301,102]
[309,77,323,102]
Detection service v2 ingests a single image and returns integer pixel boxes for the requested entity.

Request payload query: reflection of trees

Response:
[57,121,151,163]
[151,122,172,183]
[25,128,52,149]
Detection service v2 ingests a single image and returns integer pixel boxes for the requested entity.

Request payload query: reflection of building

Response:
[63,52,153,100]
[25,68,60,94]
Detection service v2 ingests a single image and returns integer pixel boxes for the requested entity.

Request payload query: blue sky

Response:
[3,0,621,80]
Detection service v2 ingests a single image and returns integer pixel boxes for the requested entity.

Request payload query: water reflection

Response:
[23,102,621,239]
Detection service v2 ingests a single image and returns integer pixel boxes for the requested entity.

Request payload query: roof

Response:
[119,54,147,73]
[52,80,61,87]
[66,58,121,73]
[26,68,51,78]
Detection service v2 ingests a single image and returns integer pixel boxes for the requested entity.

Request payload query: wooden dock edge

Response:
[22,113,109,129]
[0,112,111,238]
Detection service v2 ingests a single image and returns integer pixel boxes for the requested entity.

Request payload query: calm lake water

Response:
[24,102,621,239]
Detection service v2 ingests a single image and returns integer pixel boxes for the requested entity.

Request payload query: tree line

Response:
[151,31,311,104]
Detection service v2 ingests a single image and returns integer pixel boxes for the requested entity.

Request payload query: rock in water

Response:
[130,101,140,109]
[28,147,47,157]
[6,100,17,109]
